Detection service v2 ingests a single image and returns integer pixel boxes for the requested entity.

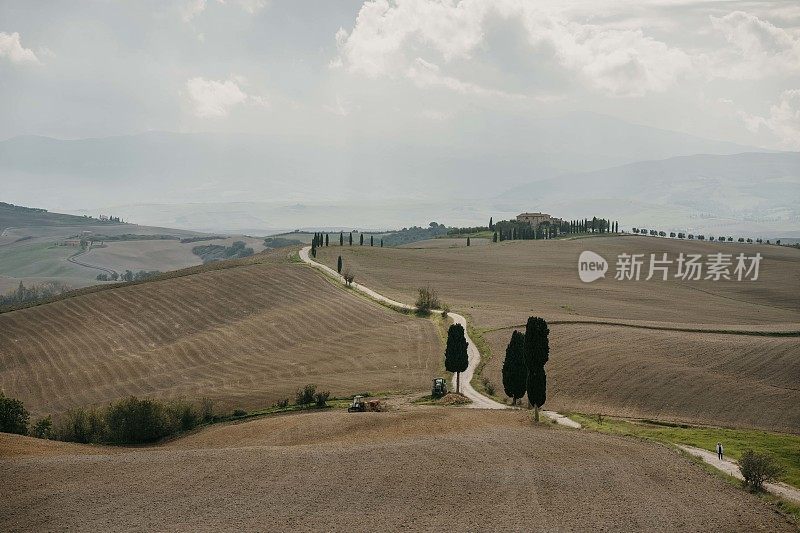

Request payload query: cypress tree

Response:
[467,236,471,246]
[492,231,498,243]
[349,232,353,246]
[523,316,550,421]
[337,255,342,274]
[489,216,493,230]
[339,232,344,246]
[380,238,383,247]
[444,323,469,393]
[360,233,364,246]
[370,235,374,246]
[325,234,329,246]
[502,330,527,405]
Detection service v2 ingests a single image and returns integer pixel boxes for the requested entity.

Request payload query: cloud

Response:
[710,11,800,79]
[185,76,269,117]
[739,89,800,149]
[333,0,693,97]
[186,77,248,117]
[0,31,40,65]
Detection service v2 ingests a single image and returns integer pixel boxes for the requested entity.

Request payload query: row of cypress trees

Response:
[312,232,383,248]
[502,316,550,420]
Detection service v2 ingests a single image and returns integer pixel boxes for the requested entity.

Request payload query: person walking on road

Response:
[716,442,724,461]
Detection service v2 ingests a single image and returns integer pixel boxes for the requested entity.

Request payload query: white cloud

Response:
[334,0,693,98]
[739,89,800,149]
[0,31,40,65]
[185,76,269,117]
[185,0,267,20]
[186,77,248,117]
[710,11,800,79]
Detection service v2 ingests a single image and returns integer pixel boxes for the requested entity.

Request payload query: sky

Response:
[1,0,799,150]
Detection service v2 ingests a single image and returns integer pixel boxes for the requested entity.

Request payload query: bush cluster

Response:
[740,449,784,491]
[56,396,214,445]
[415,286,441,314]
[0,391,30,435]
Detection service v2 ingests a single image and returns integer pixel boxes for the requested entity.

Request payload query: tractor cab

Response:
[431,378,448,398]
[348,395,366,412]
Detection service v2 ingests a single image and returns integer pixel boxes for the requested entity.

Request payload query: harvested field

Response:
[398,237,490,248]
[1,409,793,532]
[316,237,800,430]
[0,250,442,417]
[484,324,800,433]
[317,236,800,328]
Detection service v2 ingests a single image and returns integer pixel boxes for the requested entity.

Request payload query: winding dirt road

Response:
[678,445,800,505]
[299,246,579,425]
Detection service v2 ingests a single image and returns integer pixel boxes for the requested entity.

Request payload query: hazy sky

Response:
[1,0,799,149]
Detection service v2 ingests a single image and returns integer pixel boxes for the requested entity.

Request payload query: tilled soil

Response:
[1,409,793,532]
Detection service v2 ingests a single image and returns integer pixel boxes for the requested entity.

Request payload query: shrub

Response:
[0,391,29,435]
[342,268,355,286]
[232,409,247,417]
[415,286,441,314]
[740,449,784,491]
[274,398,289,408]
[166,399,199,432]
[440,303,450,318]
[295,384,317,405]
[314,391,330,407]
[32,415,53,439]
[199,397,214,422]
[57,407,107,444]
[106,397,168,444]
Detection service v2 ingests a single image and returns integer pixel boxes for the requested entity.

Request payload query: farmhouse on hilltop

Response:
[516,212,563,228]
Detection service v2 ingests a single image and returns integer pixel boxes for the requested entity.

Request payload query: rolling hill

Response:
[2,408,794,531]
[497,152,800,237]
[0,249,442,418]
[316,236,800,432]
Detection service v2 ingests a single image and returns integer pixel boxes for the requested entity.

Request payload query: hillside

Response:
[0,202,112,232]
[316,237,800,432]
[1,409,793,531]
[0,250,442,417]
[497,152,800,237]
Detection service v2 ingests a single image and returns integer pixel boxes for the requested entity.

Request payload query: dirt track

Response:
[1,409,794,532]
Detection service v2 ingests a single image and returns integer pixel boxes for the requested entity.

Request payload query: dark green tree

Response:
[489,217,493,230]
[492,231,498,242]
[444,323,469,393]
[325,234,329,246]
[360,233,364,245]
[523,316,550,421]
[370,235,374,246]
[0,391,29,435]
[467,236,471,246]
[339,232,344,246]
[502,330,527,405]
[380,238,384,247]
[337,255,343,274]
[349,232,353,246]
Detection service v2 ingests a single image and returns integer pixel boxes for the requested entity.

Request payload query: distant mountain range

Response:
[1,112,795,235]
[496,152,800,236]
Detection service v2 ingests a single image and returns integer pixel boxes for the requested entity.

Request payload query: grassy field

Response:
[570,414,800,489]
[0,249,442,418]
[316,237,800,432]
[2,408,795,531]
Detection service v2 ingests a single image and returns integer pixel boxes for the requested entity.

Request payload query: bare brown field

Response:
[2,408,793,532]
[316,237,800,430]
[0,250,442,418]
[398,237,491,248]
[483,324,800,432]
[317,236,800,328]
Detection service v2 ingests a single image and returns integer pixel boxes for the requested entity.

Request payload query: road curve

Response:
[67,249,118,278]
[299,245,581,427]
